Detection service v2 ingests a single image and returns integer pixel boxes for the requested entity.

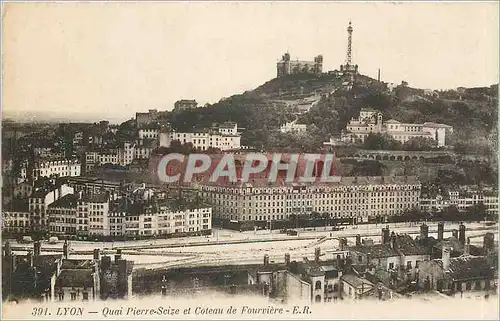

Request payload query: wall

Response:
[285,271,311,303]
[417,261,447,291]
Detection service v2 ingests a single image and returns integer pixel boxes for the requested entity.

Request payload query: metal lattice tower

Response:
[345,21,353,66]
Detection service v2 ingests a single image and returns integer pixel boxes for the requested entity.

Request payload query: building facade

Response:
[420,190,498,215]
[159,122,241,151]
[342,108,453,147]
[32,160,81,180]
[109,206,212,237]
[276,52,323,78]
[173,99,198,112]
[199,176,421,223]
[280,121,307,134]
[29,184,75,232]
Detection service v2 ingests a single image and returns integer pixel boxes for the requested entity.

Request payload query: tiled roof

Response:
[350,244,399,258]
[433,237,464,253]
[422,122,453,128]
[396,234,430,256]
[447,256,495,281]
[61,259,94,270]
[48,193,79,209]
[3,199,29,212]
[341,274,374,288]
[56,269,94,288]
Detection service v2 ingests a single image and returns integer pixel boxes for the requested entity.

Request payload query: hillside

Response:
[167,72,498,154]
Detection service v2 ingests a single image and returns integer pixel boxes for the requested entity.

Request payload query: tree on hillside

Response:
[362,133,402,150]
[350,160,387,176]
[403,137,438,151]
[362,92,394,111]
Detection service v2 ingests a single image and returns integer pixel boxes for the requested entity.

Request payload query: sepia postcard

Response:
[1,1,499,320]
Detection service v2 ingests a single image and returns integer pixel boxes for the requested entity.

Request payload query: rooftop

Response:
[3,198,29,212]
[439,255,495,281]
[61,259,95,270]
[48,193,79,209]
[56,269,94,288]
[395,234,430,256]
[350,243,399,258]
[341,273,374,288]
[201,176,420,188]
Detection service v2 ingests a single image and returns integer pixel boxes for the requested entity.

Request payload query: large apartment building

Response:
[109,204,212,237]
[21,159,81,181]
[420,190,498,215]
[199,176,421,224]
[28,184,75,232]
[85,141,154,172]
[159,122,241,151]
[32,186,213,237]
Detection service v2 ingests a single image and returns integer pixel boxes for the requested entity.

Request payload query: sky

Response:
[2,2,499,123]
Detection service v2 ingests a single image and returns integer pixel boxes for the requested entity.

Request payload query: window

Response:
[82,292,89,301]
[415,261,420,269]
[315,295,322,303]
[315,281,322,290]
[358,255,363,263]
[407,261,412,269]
[333,284,339,292]
[389,263,394,270]
[70,292,77,300]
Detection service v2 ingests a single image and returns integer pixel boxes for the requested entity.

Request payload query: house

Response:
[340,274,374,299]
[53,259,100,301]
[418,248,497,294]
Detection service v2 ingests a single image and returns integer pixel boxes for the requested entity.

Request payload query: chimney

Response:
[263,254,269,267]
[356,234,361,246]
[93,248,100,260]
[452,229,459,239]
[390,232,397,249]
[34,241,41,257]
[63,240,69,259]
[483,233,495,255]
[338,258,345,270]
[11,253,17,273]
[382,226,390,244]
[345,256,353,273]
[377,68,381,82]
[315,247,321,263]
[285,253,291,266]
[115,250,122,262]
[420,223,429,240]
[27,250,34,267]
[4,241,12,257]
[101,256,111,270]
[458,223,466,245]
[464,238,470,256]
[437,222,444,241]
[442,247,451,271]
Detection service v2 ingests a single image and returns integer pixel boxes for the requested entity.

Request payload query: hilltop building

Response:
[276,52,323,78]
[173,99,198,112]
[341,108,453,147]
[280,120,307,134]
